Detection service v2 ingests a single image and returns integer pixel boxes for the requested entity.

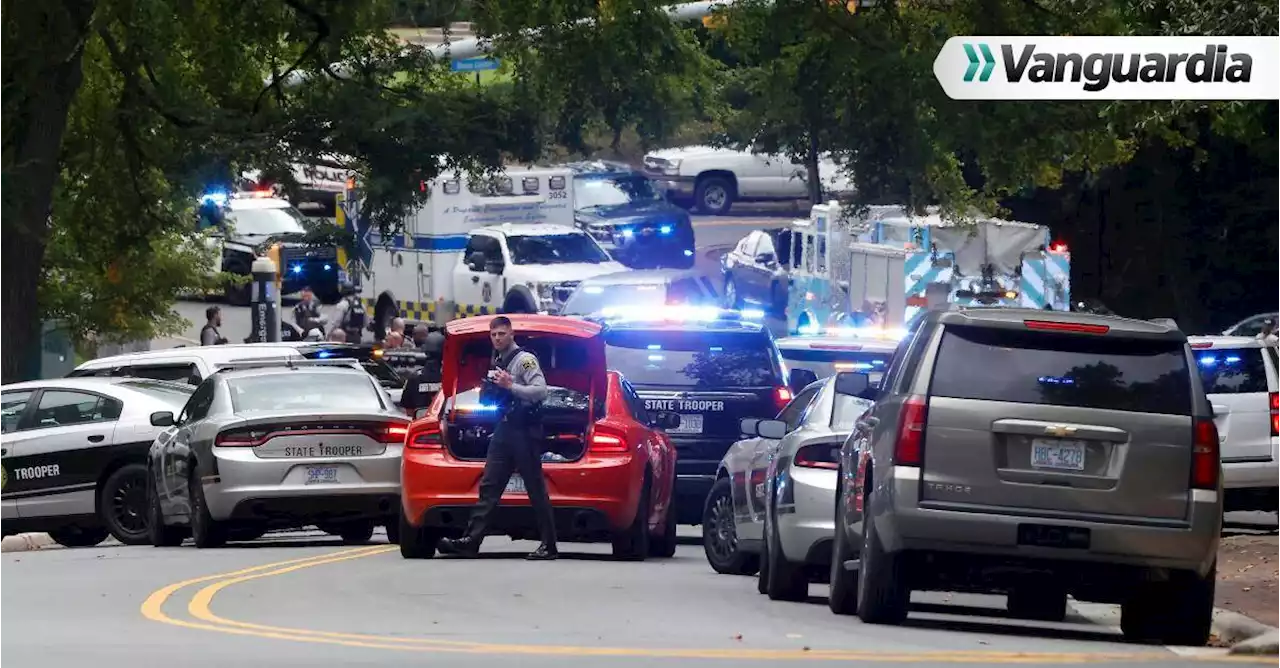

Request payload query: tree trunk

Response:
[1,1,96,383]
[804,132,822,206]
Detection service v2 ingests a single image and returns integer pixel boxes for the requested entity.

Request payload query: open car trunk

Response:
[443,387,596,462]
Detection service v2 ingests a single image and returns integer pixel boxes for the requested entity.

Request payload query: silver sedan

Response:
[147,359,410,548]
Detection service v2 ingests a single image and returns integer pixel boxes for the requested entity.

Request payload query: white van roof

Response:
[73,344,305,372]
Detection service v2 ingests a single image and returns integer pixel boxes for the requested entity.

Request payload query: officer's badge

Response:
[522,357,537,371]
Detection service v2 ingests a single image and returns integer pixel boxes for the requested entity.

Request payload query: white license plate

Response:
[305,466,339,484]
[505,475,526,495]
[1031,439,1086,471]
[669,414,704,435]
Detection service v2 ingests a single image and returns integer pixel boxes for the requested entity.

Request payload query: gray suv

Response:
[830,308,1222,646]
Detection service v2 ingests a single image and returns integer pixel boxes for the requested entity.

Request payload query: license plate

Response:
[668,414,704,435]
[505,475,526,495]
[305,466,339,484]
[1030,439,1086,471]
[1018,523,1091,549]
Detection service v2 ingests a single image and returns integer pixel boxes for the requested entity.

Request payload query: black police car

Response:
[592,308,817,524]
[569,161,696,270]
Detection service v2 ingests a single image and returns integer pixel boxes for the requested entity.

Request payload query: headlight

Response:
[663,159,682,176]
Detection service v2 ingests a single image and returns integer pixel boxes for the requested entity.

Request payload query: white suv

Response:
[1189,335,1279,511]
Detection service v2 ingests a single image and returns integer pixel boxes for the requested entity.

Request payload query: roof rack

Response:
[212,358,363,373]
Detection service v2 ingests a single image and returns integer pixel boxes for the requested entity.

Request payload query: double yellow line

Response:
[140,547,1272,663]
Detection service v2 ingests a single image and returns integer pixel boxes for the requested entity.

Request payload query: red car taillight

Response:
[215,430,259,447]
[893,395,927,466]
[1270,392,1278,438]
[381,424,409,444]
[589,426,629,454]
[1191,417,1220,490]
[794,443,839,470]
[407,421,443,451]
[773,386,793,412]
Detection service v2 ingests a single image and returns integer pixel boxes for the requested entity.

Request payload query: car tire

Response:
[398,505,439,559]
[1120,564,1216,646]
[648,495,679,559]
[147,476,185,547]
[613,479,651,561]
[695,176,735,216]
[828,486,859,615]
[765,499,809,602]
[339,522,376,545]
[189,475,227,549]
[99,463,151,546]
[384,517,400,545]
[702,477,759,575]
[1007,584,1068,622]
[856,490,909,625]
[756,540,770,594]
[47,525,110,548]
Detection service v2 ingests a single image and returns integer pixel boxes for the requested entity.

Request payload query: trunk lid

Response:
[919,323,1197,523]
[215,411,409,459]
[1194,343,1275,464]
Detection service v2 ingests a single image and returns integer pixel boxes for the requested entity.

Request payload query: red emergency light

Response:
[1050,241,1069,253]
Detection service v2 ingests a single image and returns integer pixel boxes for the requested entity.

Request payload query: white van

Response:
[1189,335,1279,511]
[67,345,306,385]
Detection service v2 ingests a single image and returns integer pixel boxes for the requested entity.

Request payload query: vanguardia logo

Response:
[963,43,996,82]
[965,43,1253,92]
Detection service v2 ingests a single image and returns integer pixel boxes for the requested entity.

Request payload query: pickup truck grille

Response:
[554,282,580,303]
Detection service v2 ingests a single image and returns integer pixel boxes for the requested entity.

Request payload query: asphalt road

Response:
[155,214,785,347]
[2,527,1265,668]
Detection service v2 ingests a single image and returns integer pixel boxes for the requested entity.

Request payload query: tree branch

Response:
[96,28,200,130]
[254,0,332,115]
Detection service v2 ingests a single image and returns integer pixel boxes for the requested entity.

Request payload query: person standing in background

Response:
[200,306,228,345]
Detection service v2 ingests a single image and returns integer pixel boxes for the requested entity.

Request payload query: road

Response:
[156,214,785,347]
[3,527,1266,668]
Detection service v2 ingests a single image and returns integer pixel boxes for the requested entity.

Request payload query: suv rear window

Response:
[929,326,1192,415]
[1196,347,1269,395]
[605,330,781,388]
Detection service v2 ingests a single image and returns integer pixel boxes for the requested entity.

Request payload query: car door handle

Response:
[88,434,106,443]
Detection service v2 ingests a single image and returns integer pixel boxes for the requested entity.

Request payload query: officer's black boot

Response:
[437,536,480,557]
[526,542,558,561]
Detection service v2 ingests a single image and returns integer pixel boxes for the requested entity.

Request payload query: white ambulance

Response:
[336,166,626,330]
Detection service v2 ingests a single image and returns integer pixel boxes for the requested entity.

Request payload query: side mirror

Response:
[655,411,681,431]
[150,411,176,427]
[834,372,871,398]
[756,419,787,440]
[789,368,818,392]
[187,372,202,387]
[466,251,486,271]
[739,417,761,437]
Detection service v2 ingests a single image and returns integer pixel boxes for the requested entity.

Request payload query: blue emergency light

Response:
[659,225,673,235]
[199,191,229,206]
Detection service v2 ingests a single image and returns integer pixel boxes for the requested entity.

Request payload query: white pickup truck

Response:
[641,146,852,215]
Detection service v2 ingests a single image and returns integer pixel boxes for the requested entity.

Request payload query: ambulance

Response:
[335,166,627,331]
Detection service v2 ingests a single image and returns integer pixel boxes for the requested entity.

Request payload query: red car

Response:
[399,315,680,560]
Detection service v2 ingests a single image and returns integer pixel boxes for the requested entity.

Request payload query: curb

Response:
[1,533,58,553]
[1072,601,1279,654]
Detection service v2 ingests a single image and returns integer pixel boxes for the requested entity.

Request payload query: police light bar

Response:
[797,325,907,341]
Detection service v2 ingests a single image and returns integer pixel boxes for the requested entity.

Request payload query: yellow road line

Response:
[143,547,1274,663]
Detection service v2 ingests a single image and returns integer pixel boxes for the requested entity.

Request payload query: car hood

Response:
[522,261,628,284]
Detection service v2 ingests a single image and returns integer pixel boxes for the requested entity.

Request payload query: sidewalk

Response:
[1216,534,1278,628]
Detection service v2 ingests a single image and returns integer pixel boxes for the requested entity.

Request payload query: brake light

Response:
[1269,392,1278,437]
[215,430,259,447]
[1023,320,1110,335]
[894,395,927,466]
[1189,342,1214,349]
[407,422,443,450]
[381,424,409,444]
[1191,418,1220,490]
[774,387,793,412]
[794,443,839,470]
[589,427,629,454]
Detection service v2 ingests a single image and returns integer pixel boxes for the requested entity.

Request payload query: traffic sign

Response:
[451,57,500,73]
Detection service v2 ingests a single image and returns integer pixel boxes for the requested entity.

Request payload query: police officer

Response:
[437,316,558,561]
[399,329,444,415]
[200,306,228,345]
[329,281,367,343]
[294,286,325,336]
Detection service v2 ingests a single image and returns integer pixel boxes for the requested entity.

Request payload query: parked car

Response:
[398,314,680,560]
[720,228,792,315]
[642,146,851,215]
[775,334,898,383]
[1222,312,1278,338]
[2,377,194,547]
[832,307,1222,647]
[68,344,306,385]
[560,269,720,317]
[569,161,696,269]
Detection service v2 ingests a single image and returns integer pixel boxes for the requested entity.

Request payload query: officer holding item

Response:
[437,316,558,561]
[399,329,444,415]
[330,281,367,343]
[294,286,325,336]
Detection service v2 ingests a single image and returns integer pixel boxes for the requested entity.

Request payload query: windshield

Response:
[226,206,308,237]
[1196,347,1270,395]
[507,234,610,265]
[562,284,669,315]
[604,330,781,388]
[228,372,384,412]
[574,176,663,209]
[116,380,196,404]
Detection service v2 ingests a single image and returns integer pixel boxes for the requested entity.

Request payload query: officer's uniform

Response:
[332,294,367,343]
[398,358,442,414]
[459,346,557,552]
[294,300,323,335]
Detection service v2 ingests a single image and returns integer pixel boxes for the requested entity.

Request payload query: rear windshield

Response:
[929,326,1192,415]
[227,372,383,412]
[605,330,781,388]
[1196,347,1269,395]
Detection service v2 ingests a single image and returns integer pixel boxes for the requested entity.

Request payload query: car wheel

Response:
[612,478,651,561]
[1007,583,1067,622]
[384,517,400,545]
[828,485,859,615]
[398,504,440,559]
[189,475,227,549]
[756,537,770,594]
[701,477,759,575]
[648,495,679,559]
[1121,564,1215,646]
[695,176,735,215]
[147,475,186,547]
[765,498,809,602]
[339,521,376,545]
[724,276,743,310]
[99,463,151,545]
[47,525,110,548]
[856,489,909,625]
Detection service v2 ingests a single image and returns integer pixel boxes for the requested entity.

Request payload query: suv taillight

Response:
[894,395,927,466]
[773,386,793,412]
[589,426,629,454]
[1268,391,1279,437]
[407,421,443,450]
[1191,418,1220,490]
[795,443,839,470]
